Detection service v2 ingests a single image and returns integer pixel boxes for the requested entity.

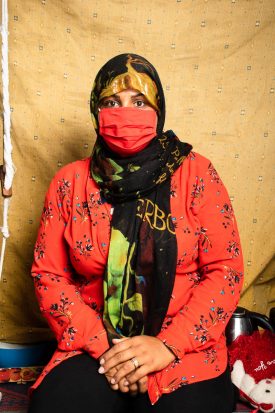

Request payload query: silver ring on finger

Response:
[131,357,139,370]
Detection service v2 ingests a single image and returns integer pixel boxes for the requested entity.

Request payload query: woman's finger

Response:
[125,365,149,386]
[138,376,148,393]
[109,359,140,384]
[128,382,139,397]
[104,367,119,391]
[99,348,137,374]
[117,377,130,393]
[99,338,133,366]
[110,383,119,391]
[112,337,129,345]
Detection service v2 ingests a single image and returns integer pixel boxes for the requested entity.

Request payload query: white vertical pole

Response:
[0,0,15,280]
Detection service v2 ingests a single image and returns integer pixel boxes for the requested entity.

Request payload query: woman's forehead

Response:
[101,89,145,99]
[99,71,158,111]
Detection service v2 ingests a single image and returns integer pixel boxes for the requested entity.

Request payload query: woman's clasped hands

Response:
[98,336,176,396]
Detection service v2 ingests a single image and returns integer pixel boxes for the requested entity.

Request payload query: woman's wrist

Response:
[157,338,179,363]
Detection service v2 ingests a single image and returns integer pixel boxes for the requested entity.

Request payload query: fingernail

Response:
[100,358,105,365]
[110,378,116,384]
[98,366,105,374]
[124,380,129,386]
[112,338,121,343]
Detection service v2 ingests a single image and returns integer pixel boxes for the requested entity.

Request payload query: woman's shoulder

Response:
[183,150,214,177]
[50,157,91,183]
[176,149,222,194]
[45,158,91,198]
[186,150,212,168]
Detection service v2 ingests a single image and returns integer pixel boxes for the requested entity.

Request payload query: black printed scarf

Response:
[91,132,192,342]
[90,53,192,342]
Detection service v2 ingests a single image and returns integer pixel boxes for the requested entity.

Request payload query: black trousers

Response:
[28,353,235,413]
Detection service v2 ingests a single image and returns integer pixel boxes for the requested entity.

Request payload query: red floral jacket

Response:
[31,151,244,404]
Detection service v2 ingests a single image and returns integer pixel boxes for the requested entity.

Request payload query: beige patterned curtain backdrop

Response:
[0,0,274,344]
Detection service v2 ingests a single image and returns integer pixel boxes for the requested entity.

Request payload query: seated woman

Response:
[28,53,244,413]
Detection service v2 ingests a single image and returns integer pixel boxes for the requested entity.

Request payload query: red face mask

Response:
[99,107,157,157]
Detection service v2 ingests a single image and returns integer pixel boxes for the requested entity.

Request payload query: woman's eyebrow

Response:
[131,93,144,98]
[111,92,144,98]
[107,94,120,99]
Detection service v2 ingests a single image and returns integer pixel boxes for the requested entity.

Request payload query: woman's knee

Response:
[28,354,127,413]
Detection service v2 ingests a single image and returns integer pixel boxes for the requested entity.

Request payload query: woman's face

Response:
[99,88,155,111]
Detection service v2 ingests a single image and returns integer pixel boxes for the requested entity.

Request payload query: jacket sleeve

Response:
[157,156,244,358]
[31,169,109,359]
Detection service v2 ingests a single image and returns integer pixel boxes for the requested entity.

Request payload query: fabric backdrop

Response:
[0,0,274,343]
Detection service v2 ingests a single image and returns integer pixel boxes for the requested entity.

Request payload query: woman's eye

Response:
[134,100,146,107]
[100,99,119,108]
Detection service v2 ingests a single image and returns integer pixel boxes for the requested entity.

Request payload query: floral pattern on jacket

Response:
[31,152,244,405]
